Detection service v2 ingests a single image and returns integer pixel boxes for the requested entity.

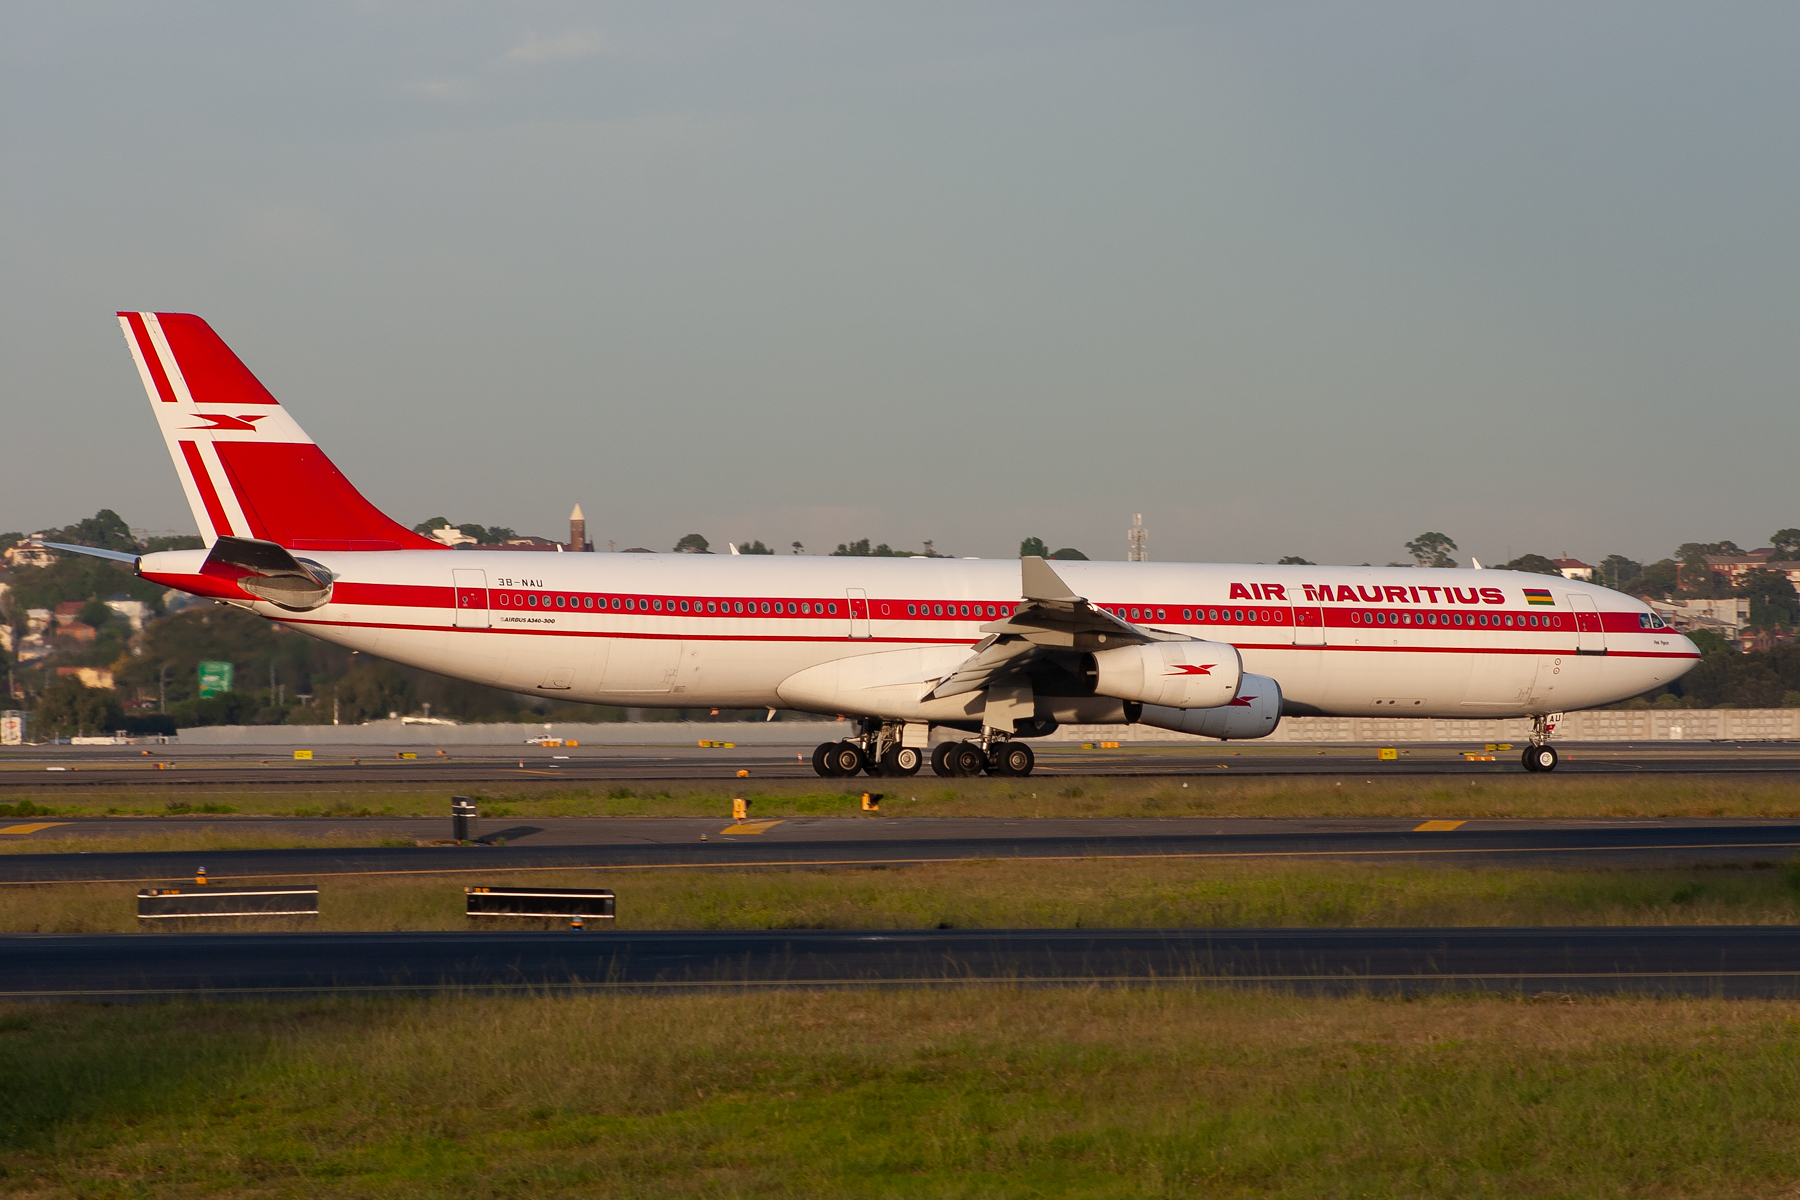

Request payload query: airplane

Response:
[53,312,1700,778]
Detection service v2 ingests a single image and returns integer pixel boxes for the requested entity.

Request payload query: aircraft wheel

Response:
[930,743,957,777]
[990,742,1034,777]
[811,743,834,777]
[949,743,987,777]
[1526,744,1558,773]
[824,742,865,777]
[881,745,922,776]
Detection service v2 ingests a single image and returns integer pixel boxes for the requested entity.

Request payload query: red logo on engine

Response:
[184,413,268,431]
[1226,694,1257,707]
[1163,664,1215,676]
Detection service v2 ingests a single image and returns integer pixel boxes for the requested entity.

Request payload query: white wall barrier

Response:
[159,709,1800,746]
[1045,708,1800,744]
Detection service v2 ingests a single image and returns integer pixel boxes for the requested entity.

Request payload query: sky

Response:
[3,2,1797,567]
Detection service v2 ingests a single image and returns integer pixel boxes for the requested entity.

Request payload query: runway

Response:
[8,926,1800,999]
[8,740,1800,787]
[5,817,1798,883]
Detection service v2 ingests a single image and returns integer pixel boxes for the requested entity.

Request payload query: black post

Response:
[452,795,475,843]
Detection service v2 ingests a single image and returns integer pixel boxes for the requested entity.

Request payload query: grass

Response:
[11,773,1800,821]
[7,857,1800,933]
[0,830,413,857]
[5,989,1800,1196]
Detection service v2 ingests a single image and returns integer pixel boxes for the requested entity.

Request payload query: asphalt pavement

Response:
[9,740,1800,786]
[5,817,1798,883]
[7,926,1799,999]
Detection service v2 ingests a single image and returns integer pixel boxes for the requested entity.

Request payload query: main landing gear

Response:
[1520,713,1560,772]
[811,724,1035,778]
[930,739,1034,778]
[811,722,924,778]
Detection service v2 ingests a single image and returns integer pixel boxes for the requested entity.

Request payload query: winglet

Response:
[1021,556,1081,602]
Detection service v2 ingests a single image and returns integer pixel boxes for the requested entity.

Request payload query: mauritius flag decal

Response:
[1523,588,1555,606]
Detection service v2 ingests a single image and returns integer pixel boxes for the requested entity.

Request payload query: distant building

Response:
[3,535,55,569]
[488,535,565,552]
[1649,597,1752,644]
[55,666,115,689]
[52,601,85,628]
[103,593,152,631]
[570,504,593,552]
[15,634,50,664]
[25,608,51,634]
[1551,556,1594,581]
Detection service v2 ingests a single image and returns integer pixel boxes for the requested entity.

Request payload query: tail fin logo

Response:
[184,413,268,432]
[118,311,445,553]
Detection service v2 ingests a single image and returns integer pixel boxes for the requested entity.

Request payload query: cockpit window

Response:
[1638,612,1667,630]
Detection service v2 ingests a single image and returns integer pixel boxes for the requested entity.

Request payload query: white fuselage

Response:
[140,550,1698,726]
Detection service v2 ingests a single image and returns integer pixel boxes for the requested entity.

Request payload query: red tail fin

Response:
[119,312,442,552]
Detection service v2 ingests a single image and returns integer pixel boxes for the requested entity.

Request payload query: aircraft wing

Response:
[926,557,1186,700]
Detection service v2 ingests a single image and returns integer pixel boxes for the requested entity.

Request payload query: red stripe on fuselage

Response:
[265,613,1702,659]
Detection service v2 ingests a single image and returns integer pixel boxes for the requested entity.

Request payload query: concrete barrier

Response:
[170,709,1800,746]
[1046,709,1800,744]
[174,719,843,746]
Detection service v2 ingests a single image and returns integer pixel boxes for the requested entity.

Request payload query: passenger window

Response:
[934,604,944,616]
[828,603,838,614]
[528,594,538,607]
[706,601,716,613]
[801,602,810,614]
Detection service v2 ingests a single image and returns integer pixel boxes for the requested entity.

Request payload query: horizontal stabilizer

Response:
[41,541,141,566]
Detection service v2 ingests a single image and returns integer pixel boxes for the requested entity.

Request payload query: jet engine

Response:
[1132,674,1283,740]
[1091,640,1242,709]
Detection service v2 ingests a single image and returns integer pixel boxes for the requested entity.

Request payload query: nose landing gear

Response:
[1520,713,1562,772]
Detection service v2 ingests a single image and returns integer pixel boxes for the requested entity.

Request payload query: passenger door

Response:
[452,569,489,628]
[1568,593,1606,656]
[847,588,871,638]
[1291,605,1325,646]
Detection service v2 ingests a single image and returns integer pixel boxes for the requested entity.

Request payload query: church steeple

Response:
[569,504,591,552]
